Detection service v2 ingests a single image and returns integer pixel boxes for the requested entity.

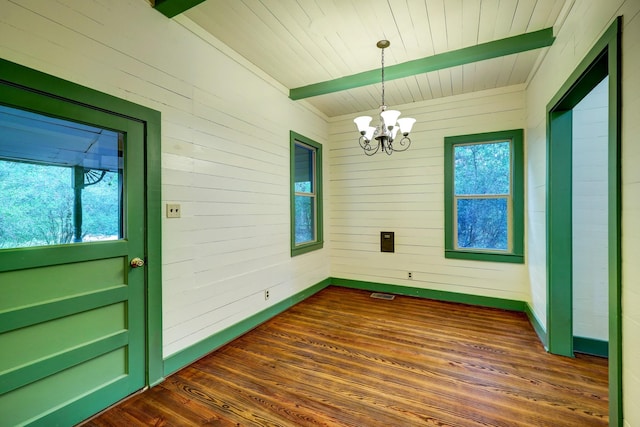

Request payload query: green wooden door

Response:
[0,82,147,426]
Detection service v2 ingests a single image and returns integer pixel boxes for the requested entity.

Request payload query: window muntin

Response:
[294,142,316,246]
[444,129,523,263]
[290,131,323,256]
[0,104,123,249]
[453,141,511,252]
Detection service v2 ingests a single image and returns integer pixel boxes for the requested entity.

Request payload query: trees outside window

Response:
[290,131,323,256]
[0,104,123,249]
[444,129,524,263]
[0,160,120,249]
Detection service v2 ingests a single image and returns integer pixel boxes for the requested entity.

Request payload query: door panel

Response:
[1,349,128,427]
[0,257,125,316]
[0,84,146,426]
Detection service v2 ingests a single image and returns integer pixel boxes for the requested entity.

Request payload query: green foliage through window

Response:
[0,104,123,249]
[454,141,510,250]
[444,130,524,263]
[290,131,323,256]
[0,160,121,248]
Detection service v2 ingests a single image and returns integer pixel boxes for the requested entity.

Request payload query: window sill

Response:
[445,250,524,264]
[291,241,323,257]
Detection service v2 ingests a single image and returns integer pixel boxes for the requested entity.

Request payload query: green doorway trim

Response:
[0,58,164,387]
[545,17,621,425]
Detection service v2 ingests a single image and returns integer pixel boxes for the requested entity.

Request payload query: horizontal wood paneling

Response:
[617,9,640,424]
[4,1,639,424]
[572,77,609,341]
[0,0,330,367]
[328,85,528,302]
[525,1,640,424]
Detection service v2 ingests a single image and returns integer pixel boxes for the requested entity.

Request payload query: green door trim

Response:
[0,58,164,387]
[546,108,573,357]
[545,17,622,425]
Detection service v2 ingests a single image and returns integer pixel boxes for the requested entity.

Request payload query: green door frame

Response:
[0,58,164,387]
[545,17,622,425]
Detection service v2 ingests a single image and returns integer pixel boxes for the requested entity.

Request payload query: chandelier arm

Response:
[382,140,394,155]
[392,136,412,152]
[358,135,369,150]
[364,139,381,156]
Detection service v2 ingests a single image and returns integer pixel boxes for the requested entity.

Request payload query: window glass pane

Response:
[0,105,122,249]
[454,141,510,195]
[294,195,315,245]
[294,143,313,193]
[456,198,508,250]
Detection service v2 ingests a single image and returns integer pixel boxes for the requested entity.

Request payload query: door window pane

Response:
[0,105,123,249]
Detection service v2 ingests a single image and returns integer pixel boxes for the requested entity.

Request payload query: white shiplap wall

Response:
[525,1,640,424]
[572,77,609,341]
[3,1,640,423]
[0,0,329,359]
[328,85,530,303]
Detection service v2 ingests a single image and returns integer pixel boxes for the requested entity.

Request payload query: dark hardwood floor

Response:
[84,286,608,426]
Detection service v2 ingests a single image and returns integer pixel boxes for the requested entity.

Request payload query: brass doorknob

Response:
[130,257,145,268]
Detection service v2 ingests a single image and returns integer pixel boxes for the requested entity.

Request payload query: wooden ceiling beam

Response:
[289,27,555,100]
[153,0,206,18]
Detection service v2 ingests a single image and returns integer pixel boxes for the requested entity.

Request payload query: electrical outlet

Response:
[166,203,181,218]
[264,289,270,300]
[408,272,413,279]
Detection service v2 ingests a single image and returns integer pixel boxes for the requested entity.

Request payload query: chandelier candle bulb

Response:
[380,109,401,129]
[364,126,376,141]
[354,116,372,134]
[397,117,416,135]
[354,40,416,156]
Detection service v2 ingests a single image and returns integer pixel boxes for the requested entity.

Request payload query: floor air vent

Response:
[370,292,395,301]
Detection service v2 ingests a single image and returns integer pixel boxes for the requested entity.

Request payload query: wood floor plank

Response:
[83,286,608,426]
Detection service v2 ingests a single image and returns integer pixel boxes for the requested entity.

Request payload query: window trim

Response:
[444,129,524,263]
[290,131,323,256]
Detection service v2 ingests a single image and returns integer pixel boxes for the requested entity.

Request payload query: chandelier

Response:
[354,40,416,156]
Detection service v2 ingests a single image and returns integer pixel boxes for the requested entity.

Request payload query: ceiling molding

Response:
[153,0,206,18]
[290,28,555,101]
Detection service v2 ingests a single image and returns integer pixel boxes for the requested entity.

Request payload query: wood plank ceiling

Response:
[182,0,568,118]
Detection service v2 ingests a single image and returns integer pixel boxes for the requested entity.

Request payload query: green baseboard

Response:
[162,277,554,378]
[333,278,554,354]
[574,336,608,358]
[162,278,331,376]
[331,277,527,312]
[524,303,548,350]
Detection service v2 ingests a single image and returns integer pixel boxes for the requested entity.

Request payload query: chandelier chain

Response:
[380,46,385,107]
